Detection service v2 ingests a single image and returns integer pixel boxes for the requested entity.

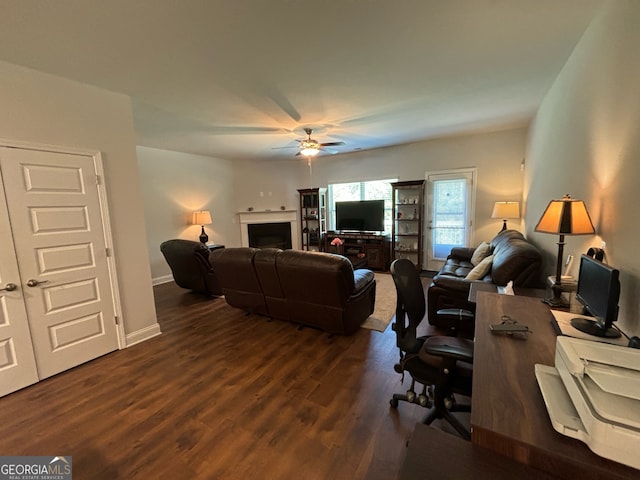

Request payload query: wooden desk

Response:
[399,423,556,479]
[471,292,638,479]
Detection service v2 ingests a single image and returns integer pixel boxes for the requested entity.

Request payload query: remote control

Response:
[490,323,529,333]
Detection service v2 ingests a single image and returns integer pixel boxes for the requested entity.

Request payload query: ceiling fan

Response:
[276,127,345,157]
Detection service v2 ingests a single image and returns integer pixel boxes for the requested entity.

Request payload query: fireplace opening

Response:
[248,222,292,250]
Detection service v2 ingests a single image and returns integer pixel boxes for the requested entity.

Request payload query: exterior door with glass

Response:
[425,170,475,271]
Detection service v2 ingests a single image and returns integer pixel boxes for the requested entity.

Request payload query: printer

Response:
[535,336,640,470]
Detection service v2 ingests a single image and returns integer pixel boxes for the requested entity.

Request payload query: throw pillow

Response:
[465,254,493,280]
[470,241,491,266]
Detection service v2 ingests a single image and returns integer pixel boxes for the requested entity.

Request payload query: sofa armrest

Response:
[432,274,473,293]
[353,269,375,295]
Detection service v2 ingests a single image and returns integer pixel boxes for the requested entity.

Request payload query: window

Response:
[328,178,397,232]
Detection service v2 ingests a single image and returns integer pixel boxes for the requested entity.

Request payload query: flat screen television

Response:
[335,200,385,232]
[570,254,621,338]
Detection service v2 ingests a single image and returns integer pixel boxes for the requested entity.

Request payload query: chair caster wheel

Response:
[418,394,429,407]
[406,390,416,403]
[390,398,399,409]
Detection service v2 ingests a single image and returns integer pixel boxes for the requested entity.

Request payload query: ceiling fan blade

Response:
[272,145,300,150]
[321,147,339,154]
[319,141,346,147]
[204,126,290,135]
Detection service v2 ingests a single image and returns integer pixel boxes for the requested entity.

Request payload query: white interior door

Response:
[0,147,119,381]
[0,169,39,396]
[425,170,475,271]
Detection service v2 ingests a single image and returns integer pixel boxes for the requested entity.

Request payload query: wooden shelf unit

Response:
[298,188,327,251]
[391,180,425,269]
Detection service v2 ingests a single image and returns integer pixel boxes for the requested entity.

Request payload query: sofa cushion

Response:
[465,254,493,280]
[438,257,474,279]
[470,241,491,266]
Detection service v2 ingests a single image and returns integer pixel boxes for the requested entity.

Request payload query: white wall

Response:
[137,146,237,280]
[0,60,158,341]
[524,0,640,336]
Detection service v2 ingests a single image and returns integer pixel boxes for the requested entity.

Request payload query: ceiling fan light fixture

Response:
[300,140,320,157]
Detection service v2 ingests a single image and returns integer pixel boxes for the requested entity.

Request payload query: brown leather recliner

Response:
[427,230,542,328]
[160,239,222,296]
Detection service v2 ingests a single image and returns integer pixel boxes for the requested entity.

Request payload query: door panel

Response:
[0,166,39,396]
[425,170,475,271]
[0,147,118,380]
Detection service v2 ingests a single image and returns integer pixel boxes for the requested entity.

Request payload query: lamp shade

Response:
[534,195,594,235]
[192,210,212,226]
[491,201,520,219]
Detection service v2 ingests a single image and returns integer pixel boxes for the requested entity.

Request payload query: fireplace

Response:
[238,210,299,250]
[248,222,292,249]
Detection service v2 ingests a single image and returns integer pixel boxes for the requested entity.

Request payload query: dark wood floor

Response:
[0,281,449,479]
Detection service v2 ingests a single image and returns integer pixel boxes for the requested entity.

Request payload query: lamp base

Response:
[199,226,209,244]
[543,282,569,308]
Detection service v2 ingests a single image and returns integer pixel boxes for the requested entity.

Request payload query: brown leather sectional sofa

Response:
[210,247,377,335]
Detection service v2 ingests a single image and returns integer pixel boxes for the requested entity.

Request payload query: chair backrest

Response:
[390,258,426,354]
[160,239,221,295]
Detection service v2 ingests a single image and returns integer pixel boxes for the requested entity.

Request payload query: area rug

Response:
[361,273,397,332]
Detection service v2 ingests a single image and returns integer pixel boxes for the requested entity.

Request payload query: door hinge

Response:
[114,316,119,325]
[96,174,101,185]
[106,247,111,257]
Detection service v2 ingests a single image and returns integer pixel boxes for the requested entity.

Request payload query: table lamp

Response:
[192,210,212,244]
[535,194,595,307]
[491,201,520,231]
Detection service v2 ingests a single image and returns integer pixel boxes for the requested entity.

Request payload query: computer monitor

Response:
[570,254,621,338]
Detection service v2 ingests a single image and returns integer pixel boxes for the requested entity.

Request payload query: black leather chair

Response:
[160,239,222,296]
[389,258,474,440]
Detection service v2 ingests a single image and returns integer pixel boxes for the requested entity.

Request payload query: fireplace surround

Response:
[238,210,299,250]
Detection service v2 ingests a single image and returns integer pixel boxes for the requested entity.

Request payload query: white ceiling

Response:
[0,0,604,161]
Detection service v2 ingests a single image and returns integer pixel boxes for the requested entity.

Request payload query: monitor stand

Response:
[570,317,621,339]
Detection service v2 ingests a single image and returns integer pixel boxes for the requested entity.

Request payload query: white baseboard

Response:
[125,323,162,347]
[152,274,174,286]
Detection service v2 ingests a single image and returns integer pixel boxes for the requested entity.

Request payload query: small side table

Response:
[206,244,225,251]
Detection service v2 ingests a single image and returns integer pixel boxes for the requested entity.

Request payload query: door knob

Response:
[26,279,49,287]
[0,283,17,292]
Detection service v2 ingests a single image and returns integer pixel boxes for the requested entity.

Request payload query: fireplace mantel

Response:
[238,210,299,250]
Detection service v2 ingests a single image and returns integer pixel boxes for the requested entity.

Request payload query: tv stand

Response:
[324,231,390,271]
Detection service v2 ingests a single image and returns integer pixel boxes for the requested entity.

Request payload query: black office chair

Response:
[160,239,222,296]
[389,258,474,440]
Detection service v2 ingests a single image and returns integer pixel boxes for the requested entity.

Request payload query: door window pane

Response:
[432,178,468,259]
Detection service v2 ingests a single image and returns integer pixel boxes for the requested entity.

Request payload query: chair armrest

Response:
[422,336,474,363]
